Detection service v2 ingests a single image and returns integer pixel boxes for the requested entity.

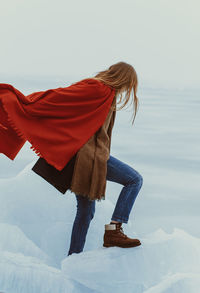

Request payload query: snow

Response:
[62,228,200,293]
[0,251,93,293]
[0,86,200,292]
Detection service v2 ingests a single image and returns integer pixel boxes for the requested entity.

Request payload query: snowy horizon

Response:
[1,0,200,89]
[1,72,200,91]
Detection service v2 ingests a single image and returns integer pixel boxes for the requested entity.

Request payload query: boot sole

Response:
[103,242,141,248]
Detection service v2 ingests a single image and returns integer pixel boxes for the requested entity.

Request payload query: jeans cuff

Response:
[111,216,128,224]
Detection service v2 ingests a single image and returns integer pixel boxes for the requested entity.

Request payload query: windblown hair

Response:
[76,61,139,125]
[94,62,139,125]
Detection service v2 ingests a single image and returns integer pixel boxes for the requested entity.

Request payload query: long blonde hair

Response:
[76,61,139,125]
[94,62,139,125]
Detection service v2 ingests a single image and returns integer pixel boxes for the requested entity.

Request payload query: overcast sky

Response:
[0,0,199,89]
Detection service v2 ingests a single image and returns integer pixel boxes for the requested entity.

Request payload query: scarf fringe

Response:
[68,187,105,202]
[1,100,63,171]
[0,123,8,130]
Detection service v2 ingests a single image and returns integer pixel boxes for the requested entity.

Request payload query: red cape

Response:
[0,78,116,171]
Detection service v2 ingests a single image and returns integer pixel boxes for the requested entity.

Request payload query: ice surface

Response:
[0,87,200,292]
[62,228,200,293]
[0,250,94,293]
[0,223,51,265]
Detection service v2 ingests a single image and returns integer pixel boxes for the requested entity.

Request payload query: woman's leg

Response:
[106,155,143,224]
[67,194,95,256]
[67,155,142,255]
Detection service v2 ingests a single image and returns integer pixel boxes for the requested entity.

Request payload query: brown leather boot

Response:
[103,222,141,248]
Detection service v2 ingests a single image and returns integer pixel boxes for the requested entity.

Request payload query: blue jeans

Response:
[67,155,143,256]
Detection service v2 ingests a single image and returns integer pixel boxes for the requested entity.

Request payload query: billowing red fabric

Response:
[0,78,116,171]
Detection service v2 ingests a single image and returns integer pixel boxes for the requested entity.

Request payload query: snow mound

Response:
[143,273,200,293]
[0,223,51,265]
[62,228,200,293]
[0,250,94,293]
[0,162,200,292]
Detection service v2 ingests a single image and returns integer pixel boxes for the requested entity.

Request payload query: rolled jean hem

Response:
[111,216,128,224]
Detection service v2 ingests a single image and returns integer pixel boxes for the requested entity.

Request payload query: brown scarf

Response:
[69,96,117,201]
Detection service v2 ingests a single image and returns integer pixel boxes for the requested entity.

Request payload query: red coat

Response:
[0,78,116,171]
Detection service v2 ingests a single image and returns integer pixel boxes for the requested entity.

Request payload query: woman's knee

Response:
[138,173,143,185]
[127,170,143,187]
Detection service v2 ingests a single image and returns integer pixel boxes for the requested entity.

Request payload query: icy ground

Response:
[0,86,200,292]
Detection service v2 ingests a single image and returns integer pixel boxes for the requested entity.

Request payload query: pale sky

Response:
[0,0,200,89]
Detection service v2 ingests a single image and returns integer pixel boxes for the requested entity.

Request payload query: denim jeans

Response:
[67,155,143,256]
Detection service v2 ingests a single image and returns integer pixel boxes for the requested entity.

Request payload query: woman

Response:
[66,62,143,255]
[0,61,143,256]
